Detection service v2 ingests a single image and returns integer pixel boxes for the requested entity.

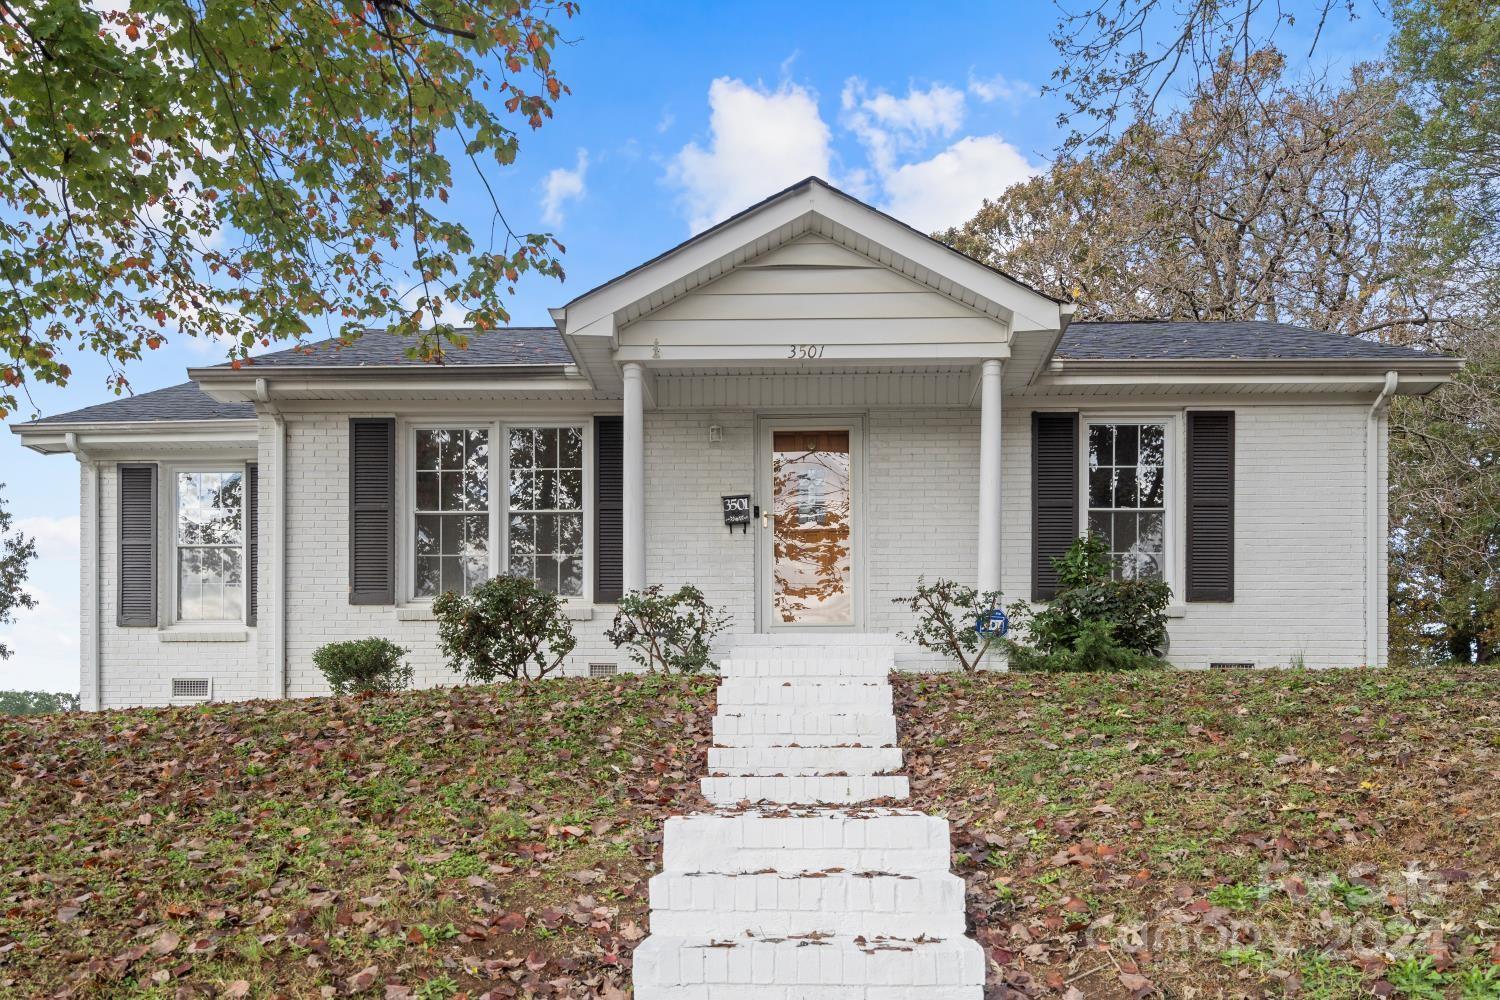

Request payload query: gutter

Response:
[65,433,102,712]
[1366,371,1399,668]
[255,379,288,700]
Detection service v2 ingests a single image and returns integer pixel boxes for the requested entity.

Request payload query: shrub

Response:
[893,577,1006,672]
[312,638,413,696]
[605,584,731,674]
[1004,535,1172,673]
[433,575,576,682]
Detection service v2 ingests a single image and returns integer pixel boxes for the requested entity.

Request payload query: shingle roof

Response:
[1057,320,1450,362]
[24,382,255,426]
[217,327,573,369]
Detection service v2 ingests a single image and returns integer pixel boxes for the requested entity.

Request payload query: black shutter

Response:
[1031,412,1079,601]
[245,462,259,626]
[1186,411,1235,602]
[594,415,624,603]
[117,463,158,627]
[349,418,396,605]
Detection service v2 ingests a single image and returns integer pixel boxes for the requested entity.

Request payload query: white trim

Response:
[754,415,867,633]
[1367,371,1399,666]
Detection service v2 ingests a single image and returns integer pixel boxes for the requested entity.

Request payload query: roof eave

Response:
[11,418,259,455]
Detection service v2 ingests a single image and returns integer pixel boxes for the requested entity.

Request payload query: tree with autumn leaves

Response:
[0,0,577,419]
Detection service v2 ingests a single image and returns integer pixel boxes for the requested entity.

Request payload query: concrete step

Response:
[708,746,904,776]
[662,810,953,876]
[713,710,897,747]
[717,678,893,710]
[647,871,968,938]
[701,774,909,806]
[631,934,984,996]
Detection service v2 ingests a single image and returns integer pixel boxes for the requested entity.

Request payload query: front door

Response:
[763,426,857,627]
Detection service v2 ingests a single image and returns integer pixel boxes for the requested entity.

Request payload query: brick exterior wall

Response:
[82,399,1387,707]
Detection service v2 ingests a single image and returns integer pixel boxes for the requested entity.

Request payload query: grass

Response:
[895,665,1499,998]
[0,675,716,997]
[1,665,1494,997]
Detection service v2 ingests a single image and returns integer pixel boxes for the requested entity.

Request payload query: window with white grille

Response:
[588,662,617,678]
[171,677,211,700]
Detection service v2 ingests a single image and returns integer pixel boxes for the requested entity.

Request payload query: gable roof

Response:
[206,328,574,370]
[19,381,254,427]
[563,175,1063,311]
[1057,320,1456,363]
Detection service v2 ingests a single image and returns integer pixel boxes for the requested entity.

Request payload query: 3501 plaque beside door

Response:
[770,430,853,626]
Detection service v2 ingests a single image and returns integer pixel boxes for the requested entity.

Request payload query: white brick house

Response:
[13,178,1461,709]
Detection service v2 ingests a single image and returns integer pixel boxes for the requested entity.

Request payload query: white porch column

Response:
[976,359,1004,594]
[622,361,647,593]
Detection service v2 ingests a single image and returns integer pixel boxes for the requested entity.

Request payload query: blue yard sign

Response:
[975,608,1009,638]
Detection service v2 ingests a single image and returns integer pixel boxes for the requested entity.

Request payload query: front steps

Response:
[633,647,983,999]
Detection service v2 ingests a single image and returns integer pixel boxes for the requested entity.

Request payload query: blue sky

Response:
[0,1,1392,691]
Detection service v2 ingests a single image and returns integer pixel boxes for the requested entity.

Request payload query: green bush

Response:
[312,638,412,695]
[1004,535,1172,673]
[0,690,81,716]
[433,575,576,682]
[893,577,1006,672]
[605,584,731,674]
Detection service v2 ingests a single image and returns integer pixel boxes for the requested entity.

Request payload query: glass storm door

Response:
[770,430,853,626]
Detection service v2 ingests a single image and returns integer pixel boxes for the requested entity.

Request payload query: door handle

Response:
[761,512,772,528]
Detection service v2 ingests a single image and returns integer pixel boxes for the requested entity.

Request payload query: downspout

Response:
[65,432,101,711]
[255,378,288,699]
[1366,371,1399,668]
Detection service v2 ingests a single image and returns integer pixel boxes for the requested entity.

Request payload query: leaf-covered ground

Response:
[1,668,1495,999]
[895,667,1500,999]
[0,677,716,999]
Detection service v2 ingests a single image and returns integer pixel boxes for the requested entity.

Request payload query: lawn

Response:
[0,666,1494,999]
[0,676,716,998]
[895,667,1500,999]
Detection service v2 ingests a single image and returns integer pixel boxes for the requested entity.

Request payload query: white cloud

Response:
[0,516,80,693]
[540,148,589,227]
[967,72,1037,105]
[841,79,966,176]
[668,78,832,232]
[880,134,1038,233]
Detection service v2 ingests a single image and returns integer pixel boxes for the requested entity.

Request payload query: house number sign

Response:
[787,344,826,359]
[721,494,752,533]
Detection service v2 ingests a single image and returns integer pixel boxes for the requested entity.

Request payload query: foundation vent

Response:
[171,677,212,700]
[589,662,618,678]
[1209,661,1256,671]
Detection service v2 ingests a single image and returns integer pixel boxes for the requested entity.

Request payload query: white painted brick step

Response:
[719,657,894,679]
[661,810,954,875]
[708,746,904,776]
[717,678,894,710]
[647,871,968,937]
[701,774,910,806]
[632,935,984,995]
[713,710,897,746]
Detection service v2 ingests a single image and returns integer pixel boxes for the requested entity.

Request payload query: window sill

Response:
[159,628,250,643]
[396,603,595,623]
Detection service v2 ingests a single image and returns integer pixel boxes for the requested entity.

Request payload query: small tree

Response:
[605,584,731,674]
[312,638,412,696]
[433,576,576,682]
[0,485,37,662]
[893,578,1006,672]
[1004,535,1172,672]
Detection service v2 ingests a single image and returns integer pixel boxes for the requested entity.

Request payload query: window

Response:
[507,427,584,597]
[413,429,490,598]
[409,423,586,600]
[175,470,245,621]
[1086,421,1167,580]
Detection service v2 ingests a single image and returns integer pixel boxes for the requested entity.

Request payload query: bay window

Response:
[409,422,586,601]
